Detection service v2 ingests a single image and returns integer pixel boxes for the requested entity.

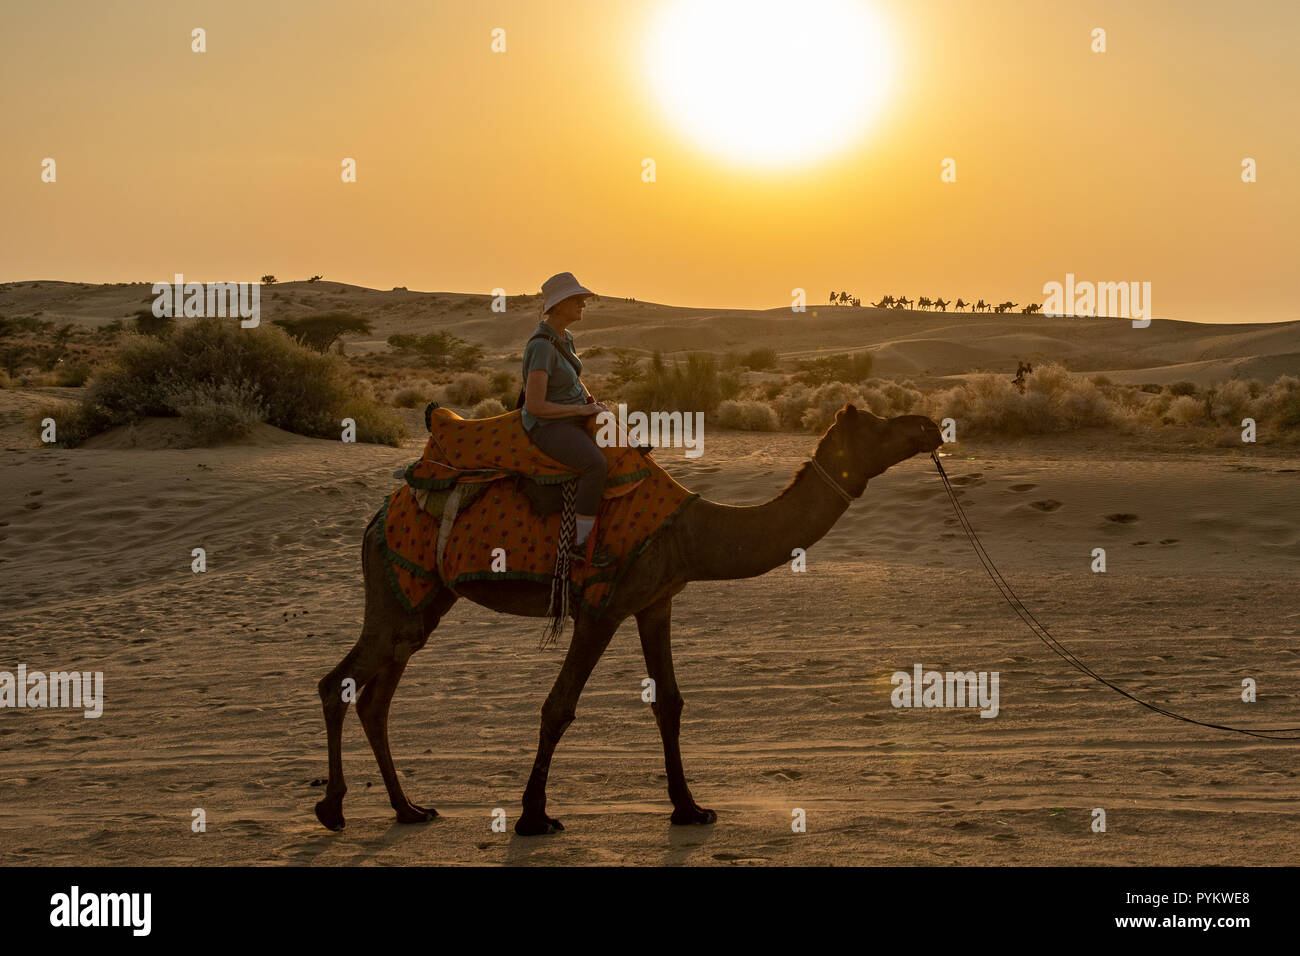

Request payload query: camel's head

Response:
[824,404,944,491]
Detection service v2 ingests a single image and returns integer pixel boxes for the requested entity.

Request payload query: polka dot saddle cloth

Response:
[379,405,698,619]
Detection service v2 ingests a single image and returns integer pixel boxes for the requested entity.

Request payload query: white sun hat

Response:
[541,272,595,314]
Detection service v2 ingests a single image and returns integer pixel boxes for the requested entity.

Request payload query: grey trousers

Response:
[526,417,608,514]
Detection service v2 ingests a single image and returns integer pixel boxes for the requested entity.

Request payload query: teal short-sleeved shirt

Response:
[520,322,585,432]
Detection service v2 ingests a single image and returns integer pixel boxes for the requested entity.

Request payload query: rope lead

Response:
[931,452,1300,740]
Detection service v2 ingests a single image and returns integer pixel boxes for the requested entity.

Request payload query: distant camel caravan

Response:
[314,406,945,834]
[841,292,1043,314]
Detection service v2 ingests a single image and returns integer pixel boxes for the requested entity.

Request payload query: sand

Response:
[1,283,1297,865]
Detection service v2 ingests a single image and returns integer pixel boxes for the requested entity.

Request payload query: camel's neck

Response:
[679,443,863,582]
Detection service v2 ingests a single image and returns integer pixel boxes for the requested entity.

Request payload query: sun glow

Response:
[643,0,894,170]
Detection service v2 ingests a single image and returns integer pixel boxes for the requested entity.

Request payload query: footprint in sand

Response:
[1008,483,1037,492]
[762,769,804,782]
[950,473,983,485]
[1159,538,1179,545]
[1030,500,1062,512]
[1106,513,1139,523]
[712,852,768,864]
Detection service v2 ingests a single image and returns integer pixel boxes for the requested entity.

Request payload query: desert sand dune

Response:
[4,281,1297,386]
[2,397,1297,864]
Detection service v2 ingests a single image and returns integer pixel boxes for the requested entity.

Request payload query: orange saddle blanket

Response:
[379,406,697,619]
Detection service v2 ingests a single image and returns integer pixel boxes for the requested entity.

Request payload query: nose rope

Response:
[930,451,1300,740]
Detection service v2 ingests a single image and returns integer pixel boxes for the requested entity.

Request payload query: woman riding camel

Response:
[521,272,614,568]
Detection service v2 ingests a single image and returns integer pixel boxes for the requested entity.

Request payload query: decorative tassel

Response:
[540,478,578,648]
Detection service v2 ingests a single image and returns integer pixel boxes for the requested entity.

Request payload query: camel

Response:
[954,299,969,312]
[314,406,944,834]
[974,299,989,312]
[933,297,949,312]
[871,295,894,309]
[917,296,932,311]
[1021,303,1041,315]
[895,296,913,310]
[994,301,1018,314]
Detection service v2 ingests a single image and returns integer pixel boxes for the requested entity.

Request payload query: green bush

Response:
[79,317,405,445]
[741,347,778,371]
[445,372,492,406]
[30,401,116,447]
[273,313,372,353]
[715,399,779,431]
[164,380,267,443]
[54,363,93,387]
[795,352,873,386]
[132,310,174,338]
[924,363,1118,437]
[625,350,742,413]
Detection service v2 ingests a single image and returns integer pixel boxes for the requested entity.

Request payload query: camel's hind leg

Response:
[635,596,715,825]
[314,510,456,831]
[357,587,456,823]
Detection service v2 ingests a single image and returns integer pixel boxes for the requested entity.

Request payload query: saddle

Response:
[379,404,697,627]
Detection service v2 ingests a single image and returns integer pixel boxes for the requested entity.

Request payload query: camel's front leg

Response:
[636,597,716,825]
[516,614,619,835]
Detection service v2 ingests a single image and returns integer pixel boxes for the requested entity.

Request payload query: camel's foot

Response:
[515,811,564,836]
[670,802,717,826]
[394,802,439,824]
[315,797,346,832]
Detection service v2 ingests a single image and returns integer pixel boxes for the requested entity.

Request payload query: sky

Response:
[2,0,1297,323]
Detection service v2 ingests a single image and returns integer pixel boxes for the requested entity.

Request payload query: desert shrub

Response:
[1166,394,1206,425]
[715,399,779,431]
[30,401,115,448]
[445,372,492,405]
[272,313,372,352]
[795,352,873,386]
[132,310,174,337]
[740,347,778,371]
[609,352,642,385]
[624,351,742,413]
[390,382,435,408]
[490,371,515,394]
[1138,383,1163,394]
[924,363,1117,436]
[1091,374,1113,386]
[1209,380,1254,424]
[1166,380,1198,397]
[164,380,267,443]
[799,382,861,432]
[858,381,924,417]
[470,397,508,419]
[1252,376,1300,431]
[772,382,813,429]
[54,363,93,387]
[82,317,404,444]
[388,330,483,370]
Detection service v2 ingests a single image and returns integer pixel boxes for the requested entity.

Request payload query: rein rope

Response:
[930,451,1300,740]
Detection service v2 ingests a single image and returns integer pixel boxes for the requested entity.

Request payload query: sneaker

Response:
[569,542,615,568]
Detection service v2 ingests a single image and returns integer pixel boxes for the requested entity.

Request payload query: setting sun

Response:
[642,0,894,169]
